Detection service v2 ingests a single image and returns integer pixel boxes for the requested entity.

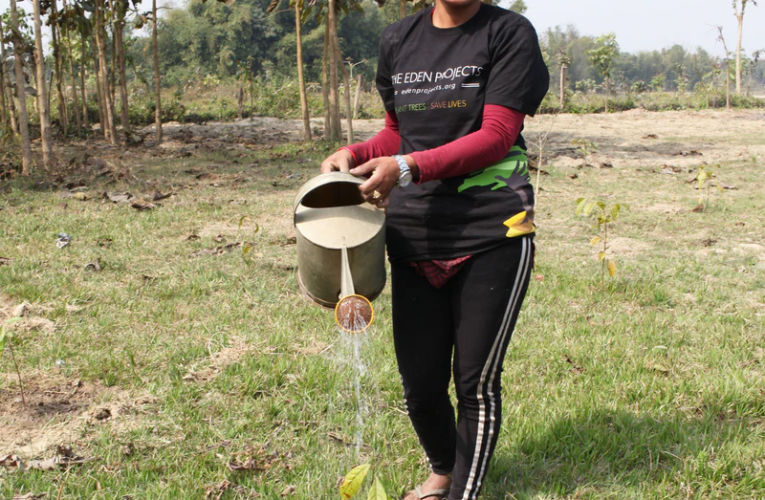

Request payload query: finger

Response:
[351,160,378,177]
[336,156,352,173]
[375,196,390,208]
[320,159,338,173]
[359,175,382,197]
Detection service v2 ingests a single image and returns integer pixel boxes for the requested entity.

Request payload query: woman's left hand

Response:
[351,157,400,208]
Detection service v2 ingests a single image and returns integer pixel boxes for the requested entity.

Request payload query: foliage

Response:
[576,198,627,279]
[509,0,527,13]
[572,138,597,167]
[693,164,724,212]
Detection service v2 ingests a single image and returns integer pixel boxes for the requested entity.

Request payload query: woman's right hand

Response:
[320,149,356,173]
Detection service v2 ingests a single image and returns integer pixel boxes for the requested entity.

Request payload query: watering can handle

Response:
[292,172,363,219]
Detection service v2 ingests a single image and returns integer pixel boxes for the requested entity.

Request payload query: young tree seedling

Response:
[576,198,627,279]
[572,138,598,168]
[693,164,724,212]
[340,463,389,500]
[1,318,25,405]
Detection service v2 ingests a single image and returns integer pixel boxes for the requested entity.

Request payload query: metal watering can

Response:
[293,172,386,333]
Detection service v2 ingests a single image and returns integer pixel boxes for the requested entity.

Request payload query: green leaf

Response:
[367,478,387,500]
[340,464,370,499]
[575,198,586,216]
[590,236,602,246]
[610,204,620,221]
[607,259,617,277]
[0,327,6,356]
[238,215,248,229]
[597,251,606,261]
[596,201,606,211]
[242,242,253,256]
[583,201,596,216]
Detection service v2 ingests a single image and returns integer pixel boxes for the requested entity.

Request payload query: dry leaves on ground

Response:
[0,452,98,472]
[190,242,245,258]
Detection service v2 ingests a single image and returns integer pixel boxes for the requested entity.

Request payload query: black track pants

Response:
[391,236,534,500]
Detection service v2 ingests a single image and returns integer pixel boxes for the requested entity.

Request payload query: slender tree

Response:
[336,50,353,144]
[1,16,19,135]
[294,0,311,141]
[152,0,161,144]
[558,51,571,109]
[9,0,33,172]
[80,26,89,128]
[113,0,130,138]
[61,0,82,133]
[94,0,117,143]
[32,0,53,167]
[717,26,732,110]
[327,0,341,142]
[587,33,618,113]
[321,21,330,140]
[50,0,69,131]
[0,17,8,132]
[733,0,757,96]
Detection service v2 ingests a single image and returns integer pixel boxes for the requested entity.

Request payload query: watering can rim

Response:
[292,171,365,216]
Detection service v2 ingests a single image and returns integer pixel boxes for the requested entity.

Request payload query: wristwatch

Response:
[392,155,413,188]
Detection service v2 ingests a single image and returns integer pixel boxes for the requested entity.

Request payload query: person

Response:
[321,0,549,497]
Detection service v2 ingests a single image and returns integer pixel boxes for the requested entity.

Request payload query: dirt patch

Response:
[0,298,57,334]
[183,339,251,382]
[608,237,654,256]
[0,374,146,457]
[645,202,684,214]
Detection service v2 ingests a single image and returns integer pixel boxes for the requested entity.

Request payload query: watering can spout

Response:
[335,244,374,334]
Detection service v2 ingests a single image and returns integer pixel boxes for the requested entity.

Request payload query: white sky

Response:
[512,0,764,55]
[2,0,764,56]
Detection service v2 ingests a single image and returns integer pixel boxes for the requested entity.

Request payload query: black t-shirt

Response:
[376,4,549,262]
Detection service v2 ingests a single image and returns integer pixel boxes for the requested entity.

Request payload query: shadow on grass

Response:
[486,408,759,499]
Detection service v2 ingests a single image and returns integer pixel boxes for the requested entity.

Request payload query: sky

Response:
[516,0,765,55]
[1,0,764,56]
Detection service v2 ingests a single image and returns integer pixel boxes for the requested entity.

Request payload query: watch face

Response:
[399,171,413,187]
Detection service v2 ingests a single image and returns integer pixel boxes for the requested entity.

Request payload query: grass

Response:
[1,113,765,499]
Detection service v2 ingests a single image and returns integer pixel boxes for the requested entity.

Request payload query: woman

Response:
[321,0,548,497]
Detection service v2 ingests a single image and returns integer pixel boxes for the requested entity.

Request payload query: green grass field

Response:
[1,114,764,499]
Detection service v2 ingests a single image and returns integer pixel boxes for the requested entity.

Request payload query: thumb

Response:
[350,159,377,177]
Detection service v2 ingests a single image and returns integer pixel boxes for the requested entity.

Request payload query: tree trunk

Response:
[237,79,244,120]
[95,0,117,144]
[604,76,610,113]
[51,0,68,132]
[62,3,82,133]
[559,64,566,110]
[295,0,311,142]
[353,74,362,120]
[1,16,19,135]
[9,0,33,173]
[152,0,162,145]
[80,34,89,128]
[321,22,330,141]
[0,17,8,132]
[92,33,107,137]
[33,0,54,168]
[726,60,731,110]
[335,43,353,144]
[735,11,744,96]
[399,0,406,19]
[327,0,342,142]
[114,0,130,138]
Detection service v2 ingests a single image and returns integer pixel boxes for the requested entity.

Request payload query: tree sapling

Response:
[576,198,627,279]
